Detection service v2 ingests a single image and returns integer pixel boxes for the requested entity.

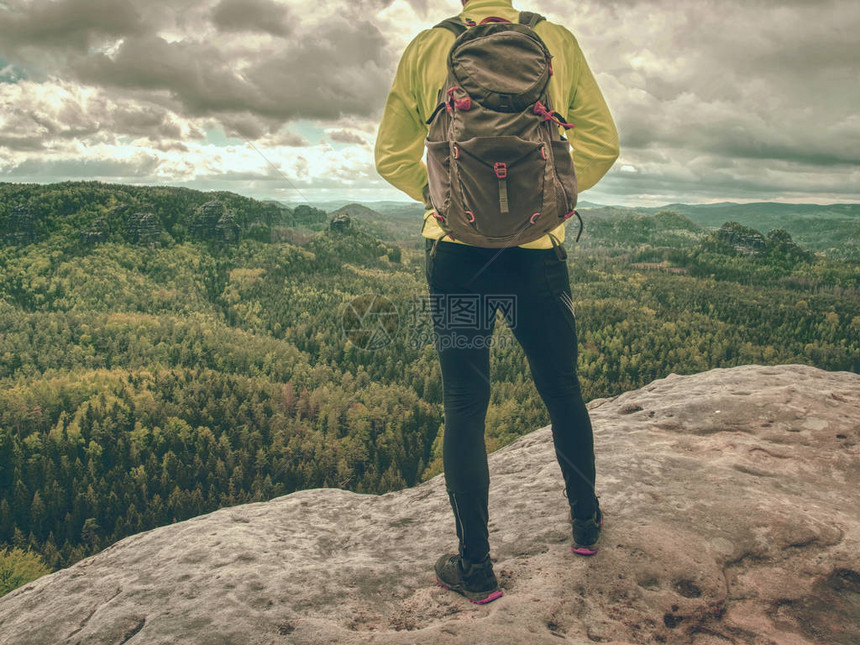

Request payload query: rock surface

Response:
[1,365,858,645]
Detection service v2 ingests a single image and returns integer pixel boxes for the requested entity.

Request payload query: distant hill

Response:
[574,207,705,250]
[0,180,296,248]
[323,199,859,260]
[328,203,425,246]
[636,202,860,261]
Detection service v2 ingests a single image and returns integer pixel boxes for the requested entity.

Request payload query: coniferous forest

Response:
[1,181,858,594]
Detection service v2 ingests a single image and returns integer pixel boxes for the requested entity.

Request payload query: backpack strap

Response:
[434,16,468,37]
[547,231,568,261]
[518,11,546,29]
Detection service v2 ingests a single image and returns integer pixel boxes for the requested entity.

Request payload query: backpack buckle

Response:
[494,163,507,179]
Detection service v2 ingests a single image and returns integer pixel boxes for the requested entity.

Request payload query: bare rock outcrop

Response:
[713,222,767,256]
[124,211,161,246]
[3,205,37,245]
[189,200,240,243]
[330,212,353,233]
[0,365,857,644]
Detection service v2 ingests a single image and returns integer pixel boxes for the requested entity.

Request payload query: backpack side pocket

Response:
[550,140,578,214]
[426,140,452,216]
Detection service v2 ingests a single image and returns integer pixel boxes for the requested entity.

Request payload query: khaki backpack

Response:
[424,12,581,259]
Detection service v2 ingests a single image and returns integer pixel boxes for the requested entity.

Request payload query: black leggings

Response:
[424,237,597,563]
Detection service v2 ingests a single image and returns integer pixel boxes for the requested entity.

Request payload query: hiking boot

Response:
[569,503,602,556]
[435,553,503,604]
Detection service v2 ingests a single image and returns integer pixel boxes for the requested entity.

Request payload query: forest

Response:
[0,181,857,594]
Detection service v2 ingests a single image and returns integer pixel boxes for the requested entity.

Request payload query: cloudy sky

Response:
[0,0,857,207]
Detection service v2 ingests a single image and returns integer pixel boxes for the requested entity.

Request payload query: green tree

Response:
[0,547,51,597]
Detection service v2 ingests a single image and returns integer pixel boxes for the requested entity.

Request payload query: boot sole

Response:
[571,545,599,556]
[436,579,504,604]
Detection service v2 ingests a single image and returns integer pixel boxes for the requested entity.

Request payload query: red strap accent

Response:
[494,162,507,179]
[561,211,576,221]
[434,212,445,223]
[534,101,575,130]
[452,144,460,159]
[465,18,477,26]
[530,213,540,224]
[447,87,472,111]
[466,210,476,223]
[480,16,511,24]
[540,145,547,159]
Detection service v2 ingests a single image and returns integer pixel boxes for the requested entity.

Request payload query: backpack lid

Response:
[447,22,552,113]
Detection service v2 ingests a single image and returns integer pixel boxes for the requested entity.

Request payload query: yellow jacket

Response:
[374,0,620,249]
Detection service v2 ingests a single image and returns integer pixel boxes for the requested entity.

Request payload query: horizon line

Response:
[1,178,858,210]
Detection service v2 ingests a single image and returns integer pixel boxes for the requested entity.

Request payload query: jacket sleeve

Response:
[564,30,620,192]
[374,32,431,205]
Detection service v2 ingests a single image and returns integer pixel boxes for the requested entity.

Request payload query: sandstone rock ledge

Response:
[0,365,858,645]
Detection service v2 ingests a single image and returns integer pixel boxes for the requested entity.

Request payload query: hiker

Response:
[375,0,619,604]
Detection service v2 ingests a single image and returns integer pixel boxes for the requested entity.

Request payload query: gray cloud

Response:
[62,16,392,122]
[216,112,310,145]
[112,106,186,140]
[1,152,161,178]
[0,133,49,152]
[532,0,860,203]
[0,0,146,55]
[70,35,255,112]
[0,90,99,151]
[327,129,369,145]
[608,3,851,153]
[0,80,204,150]
[240,17,393,120]
[0,0,395,126]
[149,140,192,153]
[211,0,292,37]
[266,130,311,147]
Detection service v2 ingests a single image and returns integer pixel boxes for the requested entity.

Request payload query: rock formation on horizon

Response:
[3,205,37,245]
[330,212,353,233]
[713,222,768,256]
[0,365,857,644]
[123,211,161,247]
